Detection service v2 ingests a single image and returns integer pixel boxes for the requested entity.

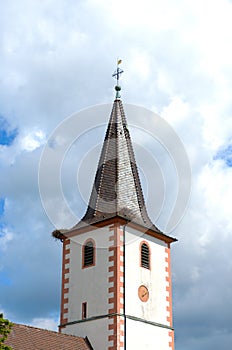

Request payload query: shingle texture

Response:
[6,323,92,350]
[72,98,161,232]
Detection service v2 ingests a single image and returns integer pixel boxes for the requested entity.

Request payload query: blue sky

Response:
[0,198,4,216]
[1,0,232,349]
[215,144,232,167]
[0,117,18,146]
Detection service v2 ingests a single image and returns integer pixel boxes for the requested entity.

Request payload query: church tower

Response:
[53,68,177,350]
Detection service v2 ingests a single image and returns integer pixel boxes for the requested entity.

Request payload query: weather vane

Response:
[112,59,123,98]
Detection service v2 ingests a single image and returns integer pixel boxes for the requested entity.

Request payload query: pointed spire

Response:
[52,64,177,243]
[70,61,162,232]
[74,98,160,232]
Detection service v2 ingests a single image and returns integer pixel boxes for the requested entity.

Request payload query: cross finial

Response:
[112,59,123,98]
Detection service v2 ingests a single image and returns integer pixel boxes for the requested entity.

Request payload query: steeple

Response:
[74,96,160,232]
[56,66,176,350]
[70,61,159,232]
[53,63,176,243]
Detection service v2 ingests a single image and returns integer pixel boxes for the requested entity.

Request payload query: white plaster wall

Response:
[125,228,169,326]
[62,224,172,349]
[64,318,108,350]
[63,226,112,349]
[126,318,171,350]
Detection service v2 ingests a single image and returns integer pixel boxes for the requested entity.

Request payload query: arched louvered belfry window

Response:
[82,239,95,268]
[140,242,150,269]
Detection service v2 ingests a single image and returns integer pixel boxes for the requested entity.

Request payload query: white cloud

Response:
[129,52,151,81]
[199,103,232,151]
[0,226,13,251]
[198,160,232,228]
[30,317,59,331]
[20,130,46,152]
[161,96,190,125]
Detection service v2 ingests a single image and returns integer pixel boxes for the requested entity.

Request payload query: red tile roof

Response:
[6,323,92,350]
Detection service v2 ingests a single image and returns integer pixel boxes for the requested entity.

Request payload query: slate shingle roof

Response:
[72,98,161,232]
[6,323,92,350]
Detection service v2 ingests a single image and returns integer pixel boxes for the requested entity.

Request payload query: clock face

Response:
[138,285,149,302]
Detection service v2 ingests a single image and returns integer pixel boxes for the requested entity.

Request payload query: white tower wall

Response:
[124,227,174,349]
[60,224,174,350]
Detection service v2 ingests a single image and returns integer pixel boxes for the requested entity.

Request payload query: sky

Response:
[0,0,232,349]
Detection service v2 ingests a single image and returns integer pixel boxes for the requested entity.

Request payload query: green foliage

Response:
[0,314,12,350]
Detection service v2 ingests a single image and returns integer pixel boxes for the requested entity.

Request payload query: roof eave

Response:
[53,215,177,244]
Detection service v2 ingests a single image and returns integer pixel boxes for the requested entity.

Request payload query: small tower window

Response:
[82,302,87,319]
[82,239,95,268]
[141,242,150,269]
